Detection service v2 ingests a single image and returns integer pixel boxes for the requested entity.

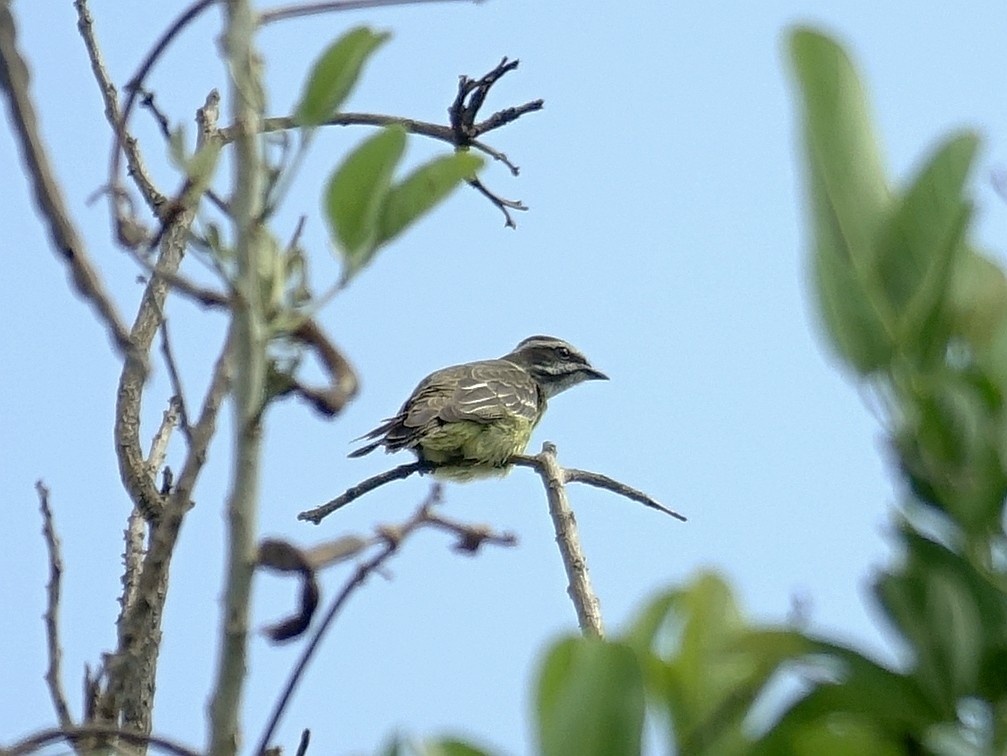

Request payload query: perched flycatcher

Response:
[349,335,608,480]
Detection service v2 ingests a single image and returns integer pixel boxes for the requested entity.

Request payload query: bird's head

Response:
[503,335,608,398]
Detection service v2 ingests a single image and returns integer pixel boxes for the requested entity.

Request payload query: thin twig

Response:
[532,443,603,637]
[107,0,217,203]
[159,322,193,439]
[259,0,477,25]
[297,461,427,523]
[3,724,200,756]
[75,0,165,209]
[510,455,686,521]
[220,112,521,174]
[0,3,135,359]
[300,450,685,523]
[467,175,526,228]
[137,260,231,309]
[294,730,311,756]
[139,86,173,140]
[36,481,73,728]
[258,487,516,755]
[565,468,687,521]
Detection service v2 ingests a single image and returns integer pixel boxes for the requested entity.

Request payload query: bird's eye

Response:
[557,346,571,359]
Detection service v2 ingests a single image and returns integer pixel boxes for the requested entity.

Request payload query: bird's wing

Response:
[422,360,540,425]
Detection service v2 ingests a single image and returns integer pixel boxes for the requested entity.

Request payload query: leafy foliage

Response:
[324,126,482,284]
[295,27,390,127]
[436,26,1007,756]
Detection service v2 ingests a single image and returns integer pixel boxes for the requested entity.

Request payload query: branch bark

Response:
[207,2,268,753]
[0,1,134,359]
[533,442,604,638]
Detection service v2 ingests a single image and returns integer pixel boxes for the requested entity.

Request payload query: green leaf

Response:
[874,528,1007,706]
[624,574,784,755]
[296,27,390,127]
[377,152,483,245]
[876,132,978,363]
[951,250,1007,350]
[323,126,406,281]
[788,28,893,374]
[415,739,495,756]
[536,637,645,756]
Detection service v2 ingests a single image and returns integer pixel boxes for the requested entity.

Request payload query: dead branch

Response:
[36,482,74,729]
[530,443,603,638]
[75,0,165,210]
[298,446,685,523]
[257,486,517,755]
[0,3,135,360]
[99,334,233,732]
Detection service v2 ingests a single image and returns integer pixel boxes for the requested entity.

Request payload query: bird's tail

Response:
[347,418,396,458]
[347,440,382,458]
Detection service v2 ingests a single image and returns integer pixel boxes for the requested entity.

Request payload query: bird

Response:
[349,335,608,480]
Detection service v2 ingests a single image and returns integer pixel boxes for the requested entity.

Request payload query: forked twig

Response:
[258,487,516,755]
[298,446,685,523]
[0,4,134,359]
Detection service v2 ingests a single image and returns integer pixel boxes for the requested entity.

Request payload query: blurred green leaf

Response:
[415,739,495,756]
[324,126,406,281]
[295,27,390,127]
[896,372,1007,531]
[626,574,795,755]
[536,637,645,756]
[789,28,893,374]
[755,716,906,756]
[873,528,1007,709]
[876,133,977,363]
[951,251,1007,350]
[377,152,483,245]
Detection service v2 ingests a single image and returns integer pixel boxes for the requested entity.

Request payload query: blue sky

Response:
[3,1,1007,753]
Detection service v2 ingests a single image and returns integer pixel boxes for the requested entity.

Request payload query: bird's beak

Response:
[582,366,609,381]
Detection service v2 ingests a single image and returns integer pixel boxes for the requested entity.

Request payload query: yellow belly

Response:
[417,417,534,481]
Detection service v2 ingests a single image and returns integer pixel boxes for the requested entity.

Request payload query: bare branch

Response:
[36,481,73,729]
[115,216,195,522]
[510,455,687,521]
[3,723,200,756]
[565,467,687,521]
[294,730,311,756]
[300,448,685,524]
[297,461,428,523]
[115,92,220,524]
[107,0,217,204]
[467,175,526,228]
[159,323,193,439]
[531,443,604,637]
[74,0,165,209]
[0,3,135,359]
[220,112,519,171]
[257,487,516,755]
[100,335,233,731]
